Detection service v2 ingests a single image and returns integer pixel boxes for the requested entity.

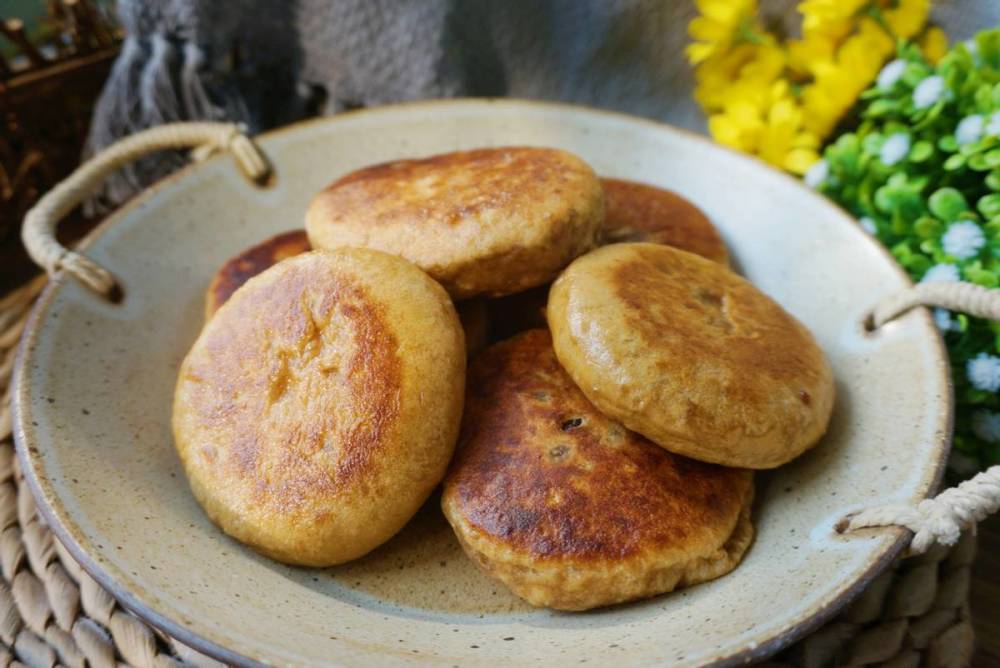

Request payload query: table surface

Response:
[972,513,999,666]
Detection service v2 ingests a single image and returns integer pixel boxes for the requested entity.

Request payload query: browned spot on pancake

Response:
[187,256,401,514]
[316,148,583,228]
[601,178,728,264]
[446,330,750,561]
[207,230,311,316]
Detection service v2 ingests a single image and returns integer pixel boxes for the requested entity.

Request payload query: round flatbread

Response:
[548,243,834,469]
[306,147,605,299]
[601,178,729,265]
[204,230,312,319]
[442,330,754,611]
[174,249,466,566]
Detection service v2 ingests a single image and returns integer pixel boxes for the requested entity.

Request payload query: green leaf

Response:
[987,149,1000,168]
[987,170,1000,191]
[964,263,1000,287]
[906,254,933,276]
[919,238,941,255]
[973,85,994,111]
[969,153,991,170]
[910,141,934,162]
[914,216,942,238]
[867,99,898,117]
[929,187,969,219]
[978,194,1000,219]
[939,135,959,152]
[862,134,884,158]
[945,154,967,171]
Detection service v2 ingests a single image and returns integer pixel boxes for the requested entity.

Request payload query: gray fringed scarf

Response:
[86,0,996,205]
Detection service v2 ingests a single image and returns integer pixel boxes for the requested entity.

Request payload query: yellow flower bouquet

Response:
[689,0,946,173]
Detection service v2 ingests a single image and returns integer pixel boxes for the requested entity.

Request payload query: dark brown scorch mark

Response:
[445,330,750,561]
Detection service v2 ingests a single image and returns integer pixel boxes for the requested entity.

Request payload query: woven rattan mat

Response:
[0,276,978,668]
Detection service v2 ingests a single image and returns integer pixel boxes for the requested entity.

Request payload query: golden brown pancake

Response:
[204,230,311,319]
[601,178,729,265]
[441,330,754,611]
[204,232,488,357]
[305,147,605,299]
[548,243,834,469]
[484,180,727,341]
[174,249,466,567]
[456,299,490,358]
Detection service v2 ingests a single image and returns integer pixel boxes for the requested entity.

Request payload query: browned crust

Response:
[319,148,586,226]
[601,178,729,265]
[441,330,752,609]
[204,230,311,320]
[306,147,604,298]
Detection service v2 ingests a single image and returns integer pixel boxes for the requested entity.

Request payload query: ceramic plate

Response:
[13,100,951,667]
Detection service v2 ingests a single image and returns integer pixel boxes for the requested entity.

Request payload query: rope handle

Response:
[21,122,270,299]
[840,281,1000,553]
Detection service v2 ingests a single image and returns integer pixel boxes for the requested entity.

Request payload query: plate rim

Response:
[12,97,952,667]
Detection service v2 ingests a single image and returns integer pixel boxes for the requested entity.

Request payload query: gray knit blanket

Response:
[86,0,996,205]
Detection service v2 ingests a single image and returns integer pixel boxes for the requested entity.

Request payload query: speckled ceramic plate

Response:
[13,100,950,667]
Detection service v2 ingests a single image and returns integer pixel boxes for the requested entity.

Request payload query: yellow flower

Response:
[787,33,837,77]
[709,102,764,152]
[799,0,868,41]
[687,0,934,175]
[760,96,822,173]
[687,0,759,64]
[920,26,949,64]
[695,44,784,112]
[694,44,757,110]
[801,19,894,137]
[799,0,929,42]
[708,80,821,174]
[881,0,930,40]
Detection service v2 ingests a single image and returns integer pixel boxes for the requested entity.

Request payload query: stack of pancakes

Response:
[173,147,834,611]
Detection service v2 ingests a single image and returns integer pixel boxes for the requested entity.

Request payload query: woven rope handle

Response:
[21,122,269,299]
[839,282,1000,553]
[871,281,1000,328]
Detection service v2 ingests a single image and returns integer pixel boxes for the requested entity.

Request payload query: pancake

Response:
[173,249,466,566]
[204,230,311,319]
[305,147,605,299]
[205,232,487,358]
[441,330,753,611]
[484,180,727,341]
[548,243,834,469]
[601,178,729,265]
[457,299,490,358]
